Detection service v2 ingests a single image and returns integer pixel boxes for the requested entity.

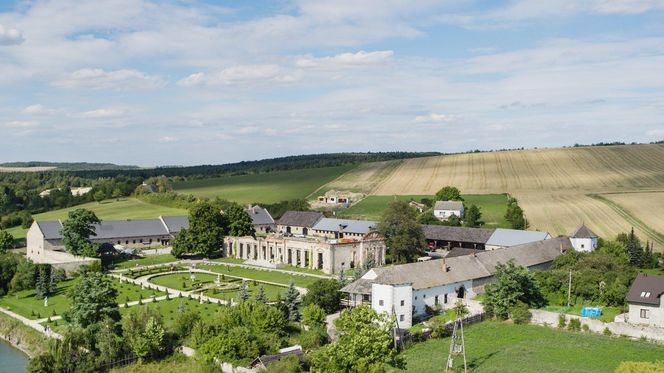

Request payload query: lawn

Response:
[119,297,225,327]
[6,198,187,240]
[198,264,320,287]
[0,277,159,319]
[408,309,456,333]
[389,321,664,372]
[172,164,356,204]
[112,254,179,270]
[335,194,510,228]
[544,304,624,324]
[149,272,287,301]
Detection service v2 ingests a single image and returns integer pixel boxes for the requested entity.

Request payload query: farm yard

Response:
[362,144,664,249]
[388,321,664,372]
[172,164,356,203]
[5,198,187,240]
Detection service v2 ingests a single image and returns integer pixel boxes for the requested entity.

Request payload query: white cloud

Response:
[72,108,126,119]
[53,68,165,90]
[296,50,394,69]
[0,24,24,45]
[647,129,664,137]
[22,104,56,115]
[593,0,664,14]
[178,64,298,87]
[5,120,38,127]
[159,136,176,142]
[414,113,459,123]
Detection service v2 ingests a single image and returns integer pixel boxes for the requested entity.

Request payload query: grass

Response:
[6,198,187,240]
[172,164,356,204]
[112,254,179,270]
[390,321,664,372]
[110,353,219,373]
[149,272,287,301]
[0,311,50,357]
[334,194,510,228]
[208,257,246,265]
[198,264,320,287]
[0,277,164,319]
[408,309,456,333]
[544,304,624,323]
[119,297,225,327]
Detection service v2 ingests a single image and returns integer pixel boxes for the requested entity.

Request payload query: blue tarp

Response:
[581,307,602,318]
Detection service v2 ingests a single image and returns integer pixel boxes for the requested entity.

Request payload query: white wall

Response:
[571,237,598,252]
[434,209,463,219]
[26,222,45,261]
[411,280,475,317]
[628,302,664,327]
[372,283,413,328]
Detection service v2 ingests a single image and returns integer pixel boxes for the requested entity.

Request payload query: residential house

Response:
[276,211,324,236]
[247,205,276,234]
[433,201,464,220]
[626,274,664,328]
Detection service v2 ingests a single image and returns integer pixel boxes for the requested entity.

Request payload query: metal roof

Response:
[276,211,324,228]
[571,225,598,239]
[486,228,550,247]
[312,218,377,234]
[160,216,189,233]
[343,236,569,291]
[626,274,664,306]
[36,220,63,240]
[434,201,464,210]
[422,225,495,244]
[36,216,190,240]
[247,205,275,225]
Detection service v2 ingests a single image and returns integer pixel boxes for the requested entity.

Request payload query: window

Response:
[400,315,405,322]
[581,244,585,248]
[379,300,384,306]
[444,294,448,304]
[640,291,651,298]
[400,300,405,307]
[640,309,650,319]
[435,296,439,306]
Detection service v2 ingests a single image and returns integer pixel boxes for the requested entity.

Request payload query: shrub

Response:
[52,309,56,317]
[36,312,41,319]
[557,314,567,329]
[582,324,590,332]
[509,301,531,325]
[430,318,451,339]
[603,327,612,336]
[568,318,581,332]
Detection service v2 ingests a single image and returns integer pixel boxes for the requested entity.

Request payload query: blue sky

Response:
[0,0,663,166]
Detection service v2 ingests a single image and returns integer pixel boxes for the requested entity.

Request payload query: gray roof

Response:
[247,205,275,225]
[36,220,64,240]
[343,236,569,291]
[445,247,482,258]
[313,218,377,235]
[626,274,664,306]
[161,216,189,233]
[434,201,464,210]
[422,225,495,244]
[340,278,374,295]
[571,225,598,239]
[486,228,550,247]
[276,211,324,228]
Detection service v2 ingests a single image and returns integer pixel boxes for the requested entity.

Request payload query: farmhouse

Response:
[433,200,464,220]
[276,211,324,236]
[223,231,386,274]
[423,225,551,252]
[247,205,276,234]
[409,201,426,212]
[569,224,599,252]
[317,193,350,205]
[342,236,571,328]
[626,274,664,328]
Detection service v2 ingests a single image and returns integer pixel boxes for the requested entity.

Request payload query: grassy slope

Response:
[390,321,664,372]
[172,164,356,203]
[6,198,187,240]
[0,312,49,357]
[335,194,510,228]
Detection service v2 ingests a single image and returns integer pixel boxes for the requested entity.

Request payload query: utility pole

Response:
[567,269,572,308]
[446,309,467,372]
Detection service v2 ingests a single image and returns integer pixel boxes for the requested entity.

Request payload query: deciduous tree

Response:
[226,204,256,237]
[482,260,545,319]
[463,204,484,228]
[0,230,13,254]
[61,209,101,257]
[302,279,342,314]
[378,201,426,264]
[435,186,463,201]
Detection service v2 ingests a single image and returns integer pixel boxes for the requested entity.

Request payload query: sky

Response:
[0,0,663,166]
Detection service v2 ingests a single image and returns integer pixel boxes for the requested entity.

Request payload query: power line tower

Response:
[446,311,467,372]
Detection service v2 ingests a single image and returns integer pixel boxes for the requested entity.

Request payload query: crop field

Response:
[389,321,664,372]
[319,160,402,194]
[369,144,664,249]
[334,194,510,228]
[602,191,664,242]
[5,198,187,240]
[172,164,356,203]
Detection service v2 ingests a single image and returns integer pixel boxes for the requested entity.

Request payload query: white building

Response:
[626,274,664,328]
[484,228,551,251]
[433,201,464,220]
[342,236,571,328]
[569,224,598,252]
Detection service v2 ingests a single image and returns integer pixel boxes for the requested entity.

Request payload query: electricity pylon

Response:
[446,309,467,372]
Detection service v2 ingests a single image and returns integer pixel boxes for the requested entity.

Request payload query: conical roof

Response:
[571,224,597,239]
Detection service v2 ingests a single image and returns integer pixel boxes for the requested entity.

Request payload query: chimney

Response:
[560,242,565,254]
[442,259,449,272]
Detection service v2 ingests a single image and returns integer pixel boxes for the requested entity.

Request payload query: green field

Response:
[172,165,356,203]
[389,321,664,372]
[6,198,187,240]
[335,194,510,227]
[113,254,179,270]
[198,264,319,288]
[0,277,164,319]
[148,272,288,301]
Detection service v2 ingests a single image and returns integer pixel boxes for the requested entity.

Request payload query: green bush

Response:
[582,324,590,332]
[557,314,567,329]
[509,301,532,324]
[568,318,581,332]
[603,327,612,336]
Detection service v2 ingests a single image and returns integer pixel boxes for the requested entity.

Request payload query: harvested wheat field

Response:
[320,160,402,194]
[369,144,664,249]
[602,192,664,241]
[0,166,57,172]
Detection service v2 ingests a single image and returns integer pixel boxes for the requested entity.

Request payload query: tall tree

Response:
[302,279,342,314]
[61,209,101,257]
[122,306,166,362]
[64,271,119,328]
[434,186,463,201]
[255,286,268,303]
[35,264,54,299]
[226,204,256,237]
[173,201,227,257]
[238,281,250,302]
[463,204,484,228]
[284,281,300,322]
[0,230,13,254]
[482,260,545,319]
[625,228,643,267]
[378,201,426,264]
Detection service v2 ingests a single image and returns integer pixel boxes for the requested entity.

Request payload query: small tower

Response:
[570,224,598,252]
